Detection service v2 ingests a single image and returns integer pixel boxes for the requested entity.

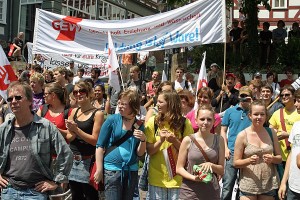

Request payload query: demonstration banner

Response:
[33,0,225,55]
[27,43,109,77]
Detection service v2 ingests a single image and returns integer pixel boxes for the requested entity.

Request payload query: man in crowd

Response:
[260,84,283,119]
[211,72,239,113]
[278,89,300,200]
[269,85,300,167]
[280,69,294,88]
[91,68,104,86]
[221,86,252,200]
[73,68,85,85]
[127,66,146,104]
[12,32,24,60]
[137,51,149,81]
[53,66,74,96]
[0,81,73,199]
[67,61,77,76]
[173,67,194,93]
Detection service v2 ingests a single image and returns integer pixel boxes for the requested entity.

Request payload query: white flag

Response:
[194,52,208,110]
[162,70,168,82]
[107,31,121,92]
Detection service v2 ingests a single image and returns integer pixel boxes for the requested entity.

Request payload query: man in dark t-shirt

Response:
[12,32,24,60]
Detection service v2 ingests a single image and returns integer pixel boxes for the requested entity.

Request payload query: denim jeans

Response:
[287,187,300,200]
[222,155,239,200]
[1,186,48,200]
[104,170,138,200]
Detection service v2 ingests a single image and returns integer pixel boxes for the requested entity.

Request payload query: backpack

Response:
[41,104,70,119]
[154,116,186,138]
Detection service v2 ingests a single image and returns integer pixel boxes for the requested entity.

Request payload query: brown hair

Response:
[45,82,67,105]
[118,89,140,116]
[75,80,94,100]
[196,104,215,119]
[30,72,45,87]
[7,81,33,110]
[155,91,183,133]
[249,100,268,121]
[178,89,195,108]
[295,89,300,99]
[197,87,214,101]
[156,81,174,96]
[130,65,140,73]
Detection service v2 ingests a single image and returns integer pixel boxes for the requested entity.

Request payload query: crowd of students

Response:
[0,63,300,200]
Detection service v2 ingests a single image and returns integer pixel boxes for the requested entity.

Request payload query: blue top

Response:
[221,104,251,153]
[96,114,145,171]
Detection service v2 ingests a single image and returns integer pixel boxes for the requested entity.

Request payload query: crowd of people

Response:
[0,61,300,200]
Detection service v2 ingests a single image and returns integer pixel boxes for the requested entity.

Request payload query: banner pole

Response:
[118,69,125,90]
[219,42,226,113]
[220,0,227,113]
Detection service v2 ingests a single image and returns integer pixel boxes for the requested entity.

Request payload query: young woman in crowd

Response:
[144,81,174,123]
[186,87,221,134]
[65,80,104,200]
[94,89,146,200]
[37,82,71,139]
[234,100,282,200]
[178,89,195,116]
[176,105,225,200]
[92,84,109,113]
[30,72,45,112]
[43,70,54,83]
[145,91,193,199]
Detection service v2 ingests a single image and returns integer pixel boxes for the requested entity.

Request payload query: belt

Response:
[73,155,93,161]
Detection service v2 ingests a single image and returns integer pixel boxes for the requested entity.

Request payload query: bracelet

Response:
[140,139,146,142]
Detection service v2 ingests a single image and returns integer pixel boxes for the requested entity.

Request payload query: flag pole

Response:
[118,68,125,89]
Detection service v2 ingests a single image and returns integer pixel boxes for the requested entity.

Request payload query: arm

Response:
[269,128,282,164]
[145,108,154,124]
[94,147,104,184]
[105,99,110,114]
[176,136,199,181]
[220,125,230,159]
[146,135,164,156]
[278,153,291,200]
[144,98,154,111]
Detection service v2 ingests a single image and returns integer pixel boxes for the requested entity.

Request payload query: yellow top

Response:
[269,108,300,161]
[145,116,193,188]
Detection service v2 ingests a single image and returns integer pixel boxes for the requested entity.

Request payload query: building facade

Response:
[0,0,158,51]
[232,0,300,30]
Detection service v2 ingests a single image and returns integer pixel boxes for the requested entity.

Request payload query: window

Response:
[272,0,287,9]
[0,0,7,24]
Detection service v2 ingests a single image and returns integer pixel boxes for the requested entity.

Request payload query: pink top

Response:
[186,109,221,133]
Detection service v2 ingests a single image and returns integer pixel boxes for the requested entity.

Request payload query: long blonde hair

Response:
[155,91,183,133]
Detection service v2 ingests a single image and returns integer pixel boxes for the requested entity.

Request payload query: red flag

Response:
[0,46,18,100]
[196,52,208,92]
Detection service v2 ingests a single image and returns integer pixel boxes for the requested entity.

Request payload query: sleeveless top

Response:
[180,134,220,200]
[239,130,279,194]
[69,108,98,156]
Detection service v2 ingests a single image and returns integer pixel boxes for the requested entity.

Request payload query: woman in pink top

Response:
[186,87,221,134]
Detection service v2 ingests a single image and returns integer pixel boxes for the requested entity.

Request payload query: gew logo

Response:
[52,16,83,41]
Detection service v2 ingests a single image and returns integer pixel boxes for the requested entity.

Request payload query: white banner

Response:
[33,0,225,54]
[27,43,109,77]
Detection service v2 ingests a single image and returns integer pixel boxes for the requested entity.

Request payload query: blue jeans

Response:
[222,155,239,200]
[287,187,300,200]
[104,170,138,200]
[1,186,48,200]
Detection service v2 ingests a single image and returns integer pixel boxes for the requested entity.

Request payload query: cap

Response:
[239,86,251,96]
[226,73,236,79]
[210,63,220,69]
[254,72,262,77]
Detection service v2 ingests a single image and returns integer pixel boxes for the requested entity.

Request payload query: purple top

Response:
[186,109,221,133]
[32,92,45,112]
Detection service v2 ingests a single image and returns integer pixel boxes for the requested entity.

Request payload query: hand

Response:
[159,129,168,142]
[278,183,286,200]
[198,162,213,173]
[166,132,178,144]
[249,155,259,165]
[133,129,146,142]
[35,180,58,193]
[0,175,8,188]
[263,154,273,164]
[94,170,103,184]
[65,120,78,133]
[278,131,289,140]
[225,147,230,160]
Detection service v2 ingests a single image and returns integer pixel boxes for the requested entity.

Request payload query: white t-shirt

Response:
[174,79,194,93]
[288,121,300,193]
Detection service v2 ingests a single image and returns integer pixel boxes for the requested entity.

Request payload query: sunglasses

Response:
[7,95,23,103]
[73,89,88,96]
[280,93,291,97]
[240,94,249,98]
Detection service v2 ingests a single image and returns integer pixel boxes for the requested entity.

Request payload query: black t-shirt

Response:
[260,30,272,44]
[4,123,47,189]
[13,37,24,50]
[230,27,243,41]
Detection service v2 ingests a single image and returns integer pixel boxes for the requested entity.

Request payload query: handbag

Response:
[89,119,143,191]
[279,108,291,151]
[138,154,149,191]
[189,135,214,183]
[265,127,284,181]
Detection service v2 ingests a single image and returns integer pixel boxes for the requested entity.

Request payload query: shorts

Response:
[240,189,276,197]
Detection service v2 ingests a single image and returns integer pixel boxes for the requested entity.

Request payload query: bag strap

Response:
[279,108,291,150]
[104,119,143,157]
[189,135,211,162]
[41,104,49,117]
